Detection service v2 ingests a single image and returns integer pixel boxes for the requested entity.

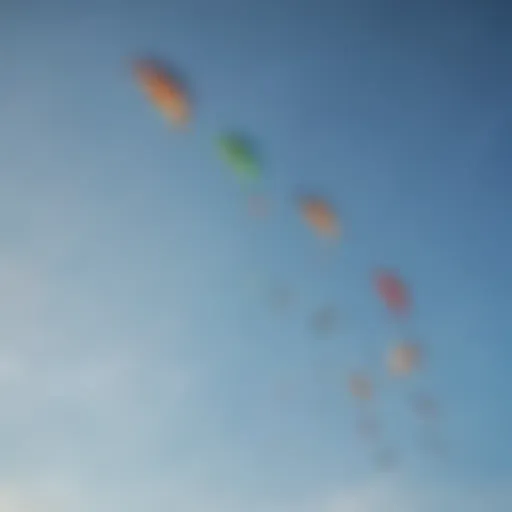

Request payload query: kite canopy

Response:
[218,134,261,182]
[312,306,338,338]
[300,197,340,239]
[374,271,410,314]
[387,342,422,376]
[133,60,189,126]
[349,373,373,400]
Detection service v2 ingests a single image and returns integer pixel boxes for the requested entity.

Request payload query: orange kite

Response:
[300,197,340,239]
[133,60,189,126]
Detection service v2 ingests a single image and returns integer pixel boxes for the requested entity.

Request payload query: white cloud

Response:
[0,478,70,512]
[0,340,198,427]
[324,475,512,512]
[5,463,510,512]
[0,473,510,512]
[325,477,411,512]
[0,471,104,512]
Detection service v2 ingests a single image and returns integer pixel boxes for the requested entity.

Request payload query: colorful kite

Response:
[133,60,189,126]
[387,342,422,376]
[300,197,340,239]
[349,373,373,400]
[218,134,261,182]
[374,271,410,314]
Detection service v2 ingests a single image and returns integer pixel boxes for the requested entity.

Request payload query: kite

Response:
[374,271,410,314]
[218,134,261,182]
[357,415,379,441]
[133,60,189,126]
[349,373,373,400]
[387,342,422,376]
[312,306,338,338]
[300,197,340,239]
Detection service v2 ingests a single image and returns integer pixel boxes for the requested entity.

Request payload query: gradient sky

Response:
[0,0,511,510]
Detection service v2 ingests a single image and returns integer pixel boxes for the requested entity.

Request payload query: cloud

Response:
[0,154,208,497]
[324,475,512,512]
[0,472,511,512]
[0,247,201,470]
[0,471,105,512]
[324,477,411,512]
[0,338,200,438]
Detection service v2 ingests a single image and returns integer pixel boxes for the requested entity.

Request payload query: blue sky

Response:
[0,0,511,510]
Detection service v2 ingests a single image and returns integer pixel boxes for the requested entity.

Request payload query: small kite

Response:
[357,415,379,441]
[374,271,410,315]
[387,342,422,376]
[133,60,189,126]
[312,306,338,338]
[300,197,340,239]
[218,134,261,182]
[349,373,373,400]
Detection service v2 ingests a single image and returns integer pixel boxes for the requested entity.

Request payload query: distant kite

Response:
[387,342,422,376]
[312,306,338,338]
[133,60,189,126]
[374,271,410,314]
[218,134,261,182]
[300,197,340,239]
[349,373,373,400]
[357,415,379,441]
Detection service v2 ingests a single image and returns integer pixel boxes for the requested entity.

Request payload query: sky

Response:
[0,0,511,510]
